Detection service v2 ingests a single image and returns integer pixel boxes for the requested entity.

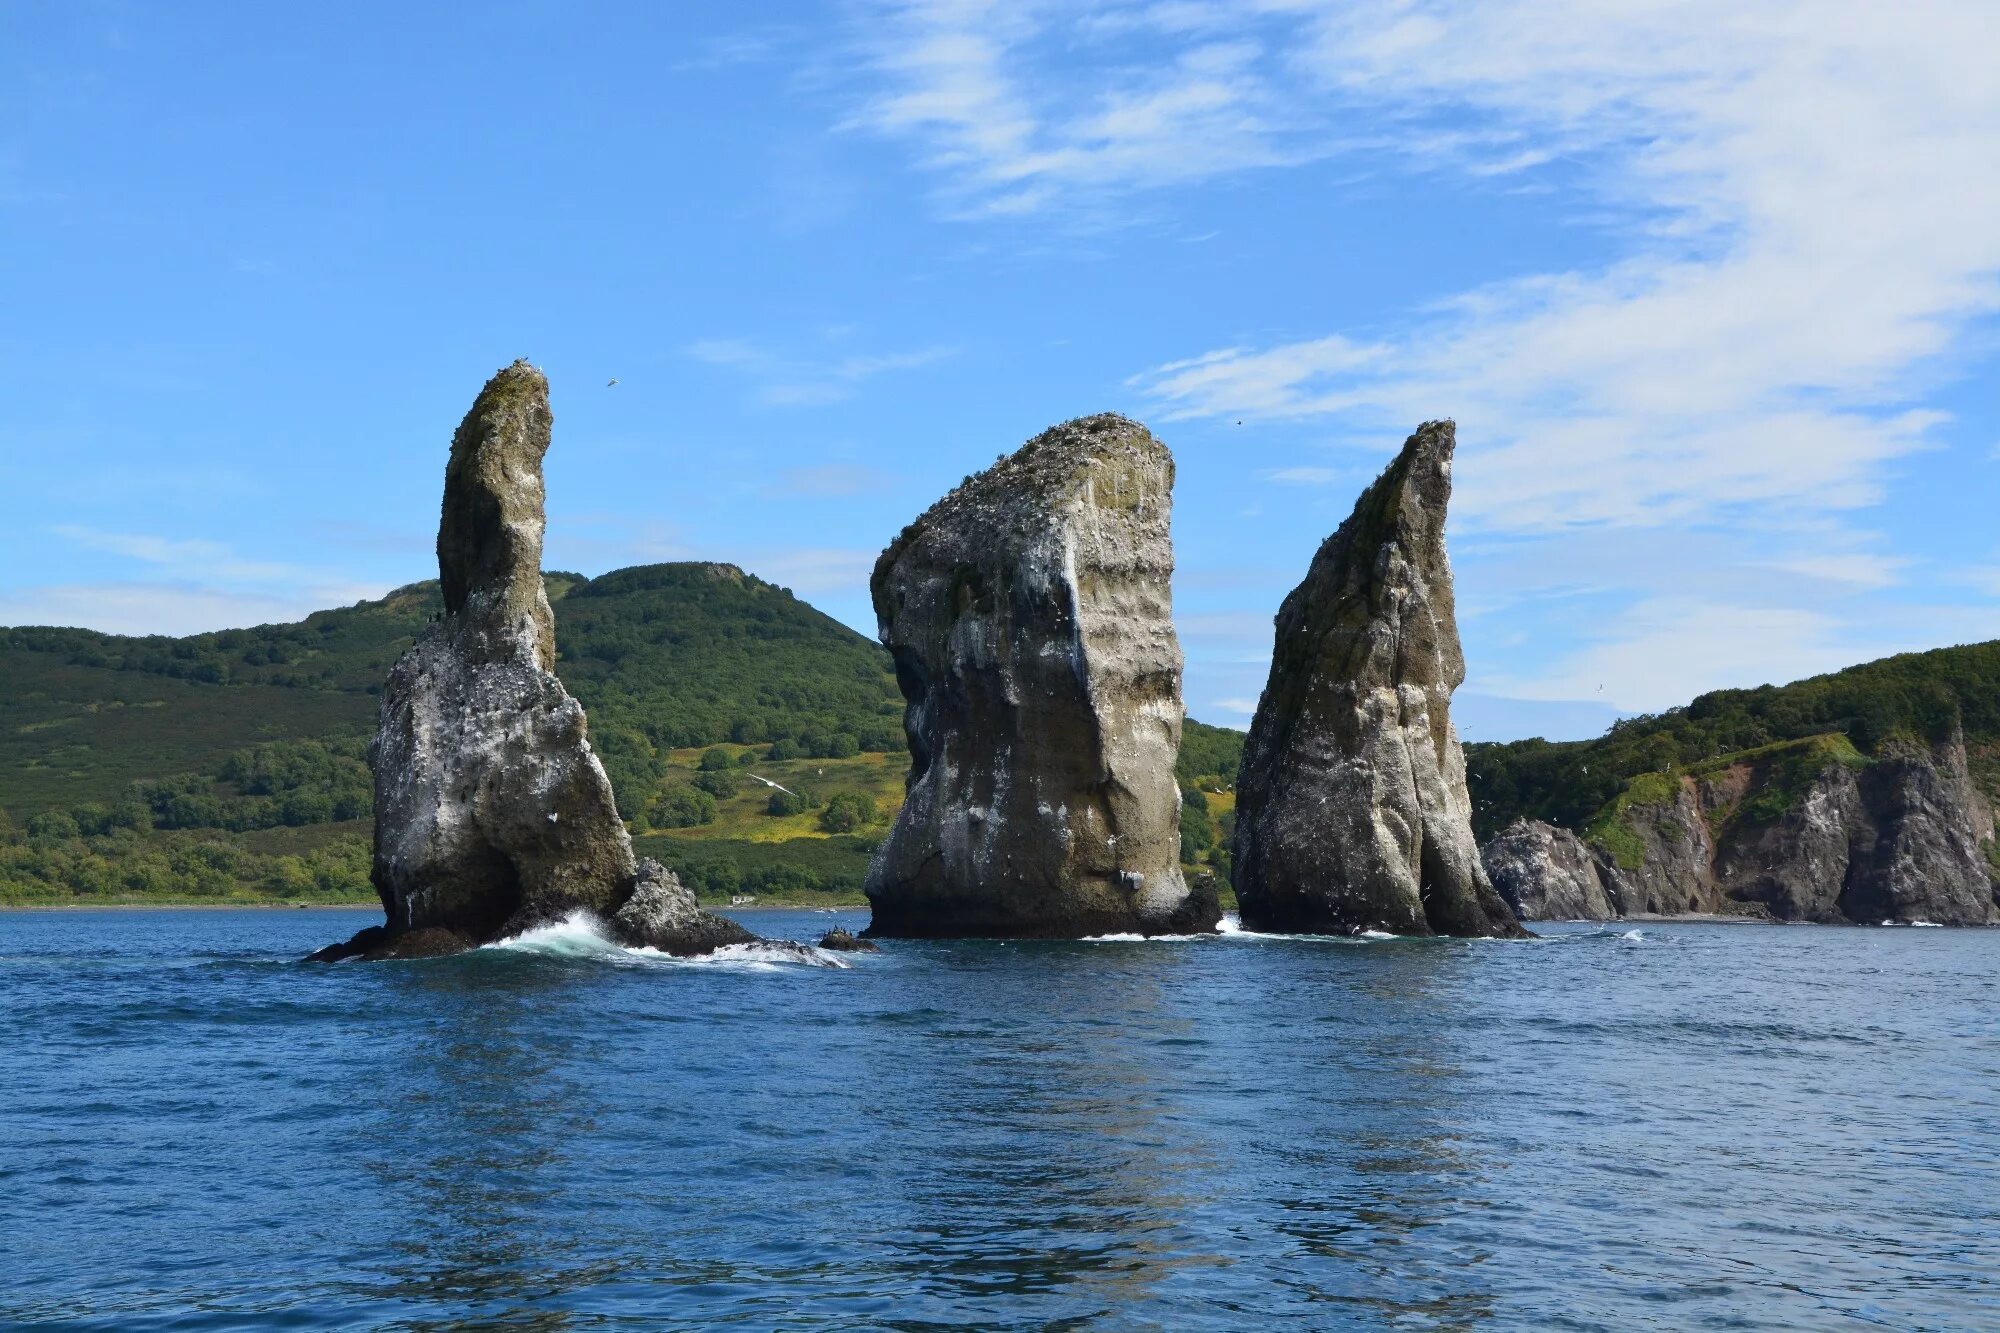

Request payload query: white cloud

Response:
[0,581,387,637]
[1483,598,1858,713]
[761,464,900,498]
[1262,465,1342,485]
[846,1,1320,217]
[1176,611,1271,640]
[1480,594,2000,715]
[853,2,1999,564]
[52,525,301,584]
[686,335,956,407]
[1125,2,2000,540]
[11,526,393,636]
[744,546,880,595]
[1761,554,1911,592]
[685,337,766,368]
[1956,566,2000,598]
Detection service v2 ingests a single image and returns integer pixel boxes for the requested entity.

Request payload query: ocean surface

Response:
[3,908,1997,1331]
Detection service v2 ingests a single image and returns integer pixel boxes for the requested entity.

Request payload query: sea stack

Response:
[863,414,1219,938]
[1232,420,1526,938]
[311,361,754,961]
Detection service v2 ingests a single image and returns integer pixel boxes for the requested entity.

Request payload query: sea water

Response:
[3,908,1997,1329]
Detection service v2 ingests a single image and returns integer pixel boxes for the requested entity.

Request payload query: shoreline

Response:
[0,898,871,913]
[0,903,1960,928]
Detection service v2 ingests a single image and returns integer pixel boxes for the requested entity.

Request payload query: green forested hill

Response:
[0,561,1251,904]
[1464,640,2000,840]
[0,563,905,903]
[0,563,902,817]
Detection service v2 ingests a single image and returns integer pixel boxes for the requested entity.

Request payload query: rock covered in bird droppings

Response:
[311,362,768,961]
[863,413,1219,939]
[1232,420,1526,938]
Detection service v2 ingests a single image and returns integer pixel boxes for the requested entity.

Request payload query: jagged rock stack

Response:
[311,361,758,961]
[1232,421,1525,938]
[863,414,1219,938]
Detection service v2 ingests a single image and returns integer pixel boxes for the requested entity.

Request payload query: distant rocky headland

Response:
[1483,728,1999,926]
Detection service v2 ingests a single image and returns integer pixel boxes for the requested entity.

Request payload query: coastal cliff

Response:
[1483,730,2000,925]
[863,413,1218,938]
[1231,421,1525,938]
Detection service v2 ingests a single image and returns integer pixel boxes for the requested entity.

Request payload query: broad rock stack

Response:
[1232,421,1525,938]
[311,362,755,961]
[863,414,1219,938]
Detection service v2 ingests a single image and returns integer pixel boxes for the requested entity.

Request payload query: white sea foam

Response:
[1084,914,1411,943]
[625,942,850,970]
[485,910,847,968]
[485,909,628,959]
[1621,929,1646,941]
[1219,914,1303,940]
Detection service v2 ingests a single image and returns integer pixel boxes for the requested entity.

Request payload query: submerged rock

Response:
[610,859,757,955]
[312,362,758,961]
[1231,421,1526,938]
[863,413,1219,939]
[817,927,880,953]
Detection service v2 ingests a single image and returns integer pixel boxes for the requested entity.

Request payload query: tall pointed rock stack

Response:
[864,414,1219,938]
[311,361,754,961]
[1232,420,1525,938]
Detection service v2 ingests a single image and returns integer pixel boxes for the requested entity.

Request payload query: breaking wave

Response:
[1083,914,1406,944]
[483,910,848,969]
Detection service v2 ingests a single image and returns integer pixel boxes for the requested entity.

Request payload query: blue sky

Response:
[3,1,1997,742]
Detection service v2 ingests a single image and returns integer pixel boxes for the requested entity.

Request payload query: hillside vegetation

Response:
[0,563,904,904]
[1,562,1249,906]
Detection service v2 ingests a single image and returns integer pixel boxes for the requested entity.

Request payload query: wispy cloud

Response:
[845,1,1321,219]
[1262,465,1343,485]
[0,583,383,637]
[1123,2,2000,541]
[20,525,390,635]
[1761,554,1911,592]
[684,335,955,407]
[1477,595,2000,715]
[743,546,879,596]
[761,464,901,498]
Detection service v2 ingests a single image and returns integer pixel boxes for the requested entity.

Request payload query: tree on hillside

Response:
[818,792,876,834]
[649,786,717,829]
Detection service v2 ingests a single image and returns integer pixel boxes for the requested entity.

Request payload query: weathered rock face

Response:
[1232,421,1526,938]
[1601,779,1725,917]
[1484,820,1619,920]
[863,413,1218,939]
[1488,731,2000,926]
[611,859,757,955]
[1711,762,1864,921]
[1843,734,1999,924]
[311,362,754,961]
